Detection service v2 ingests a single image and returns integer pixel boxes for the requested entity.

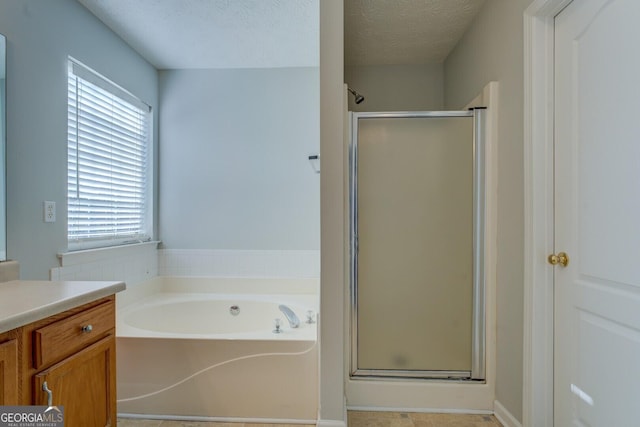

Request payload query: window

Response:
[67,59,152,250]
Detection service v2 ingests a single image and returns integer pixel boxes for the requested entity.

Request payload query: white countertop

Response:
[0,280,126,334]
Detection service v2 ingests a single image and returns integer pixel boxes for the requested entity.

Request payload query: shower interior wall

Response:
[344,63,444,111]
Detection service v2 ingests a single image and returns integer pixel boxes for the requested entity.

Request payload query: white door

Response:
[554,0,640,425]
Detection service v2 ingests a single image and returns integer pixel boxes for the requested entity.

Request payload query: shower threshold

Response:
[351,369,481,381]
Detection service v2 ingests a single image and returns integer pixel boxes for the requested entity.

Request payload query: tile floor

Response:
[117,420,312,427]
[117,411,503,427]
[348,411,502,426]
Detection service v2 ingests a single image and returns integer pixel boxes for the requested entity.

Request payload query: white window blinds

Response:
[67,60,152,249]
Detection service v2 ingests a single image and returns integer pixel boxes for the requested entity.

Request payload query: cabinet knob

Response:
[81,324,93,333]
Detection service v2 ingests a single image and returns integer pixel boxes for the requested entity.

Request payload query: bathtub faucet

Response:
[278,305,300,328]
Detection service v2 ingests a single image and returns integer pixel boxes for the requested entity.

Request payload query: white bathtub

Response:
[116,276,319,423]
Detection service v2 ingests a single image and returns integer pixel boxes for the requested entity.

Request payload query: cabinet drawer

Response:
[33,301,114,370]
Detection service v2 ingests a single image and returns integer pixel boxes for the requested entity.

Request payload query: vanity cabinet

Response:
[0,331,18,405]
[15,295,117,427]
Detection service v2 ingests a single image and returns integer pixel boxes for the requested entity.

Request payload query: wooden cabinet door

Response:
[0,338,18,405]
[33,335,116,427]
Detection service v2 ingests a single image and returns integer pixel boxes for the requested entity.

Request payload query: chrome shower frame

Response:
[349,109,487,380]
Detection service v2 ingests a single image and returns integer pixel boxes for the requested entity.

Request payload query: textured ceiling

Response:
[78,0,485,70]
[345,0,486,66]
[77,0,319,69]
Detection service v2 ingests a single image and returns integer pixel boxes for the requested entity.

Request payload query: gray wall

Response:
[158,68,320,250]
[0,0,158,279]
[319,0,345,422]
[444,0,532,422]
[344,63,443,111]
[0,79,5,259]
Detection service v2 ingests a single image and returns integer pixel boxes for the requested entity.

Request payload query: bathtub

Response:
[116,276,319,423]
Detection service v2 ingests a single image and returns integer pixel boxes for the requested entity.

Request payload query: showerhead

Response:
[348,87,365,104]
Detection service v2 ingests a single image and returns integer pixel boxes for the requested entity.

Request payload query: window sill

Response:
[58,241,160,267]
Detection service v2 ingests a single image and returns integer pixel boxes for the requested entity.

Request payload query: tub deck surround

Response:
[0,280,126,333]
[119,294,317,340]
[116,276,319,422]
[117,276,319,305]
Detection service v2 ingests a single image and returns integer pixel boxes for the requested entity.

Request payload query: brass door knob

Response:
[548,252,569,267]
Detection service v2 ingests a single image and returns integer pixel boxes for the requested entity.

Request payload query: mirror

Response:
[0,34,5,260]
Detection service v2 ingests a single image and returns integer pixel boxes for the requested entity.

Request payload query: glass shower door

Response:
[350,111,485,379]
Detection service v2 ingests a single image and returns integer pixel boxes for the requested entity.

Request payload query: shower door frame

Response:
[349,109,487,380]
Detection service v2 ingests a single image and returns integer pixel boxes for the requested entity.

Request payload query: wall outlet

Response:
[44,201,56,223]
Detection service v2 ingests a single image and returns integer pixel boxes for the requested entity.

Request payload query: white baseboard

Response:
[119,413,316,425]
[316,420,347,427]
[347,405,492,415]
[494,400,522,427]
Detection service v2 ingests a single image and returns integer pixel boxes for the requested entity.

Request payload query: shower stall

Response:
[349,109,486,380]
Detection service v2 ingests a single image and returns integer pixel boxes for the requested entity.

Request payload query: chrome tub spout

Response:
[278,304,300,328]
